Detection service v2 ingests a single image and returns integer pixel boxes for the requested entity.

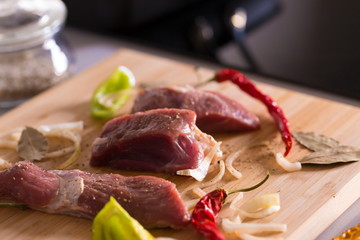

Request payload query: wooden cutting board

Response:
[0,49,359,240]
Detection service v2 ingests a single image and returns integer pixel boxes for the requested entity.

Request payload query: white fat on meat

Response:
[37,171,85,215]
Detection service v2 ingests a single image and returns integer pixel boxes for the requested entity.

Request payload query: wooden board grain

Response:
[0,49,359,240]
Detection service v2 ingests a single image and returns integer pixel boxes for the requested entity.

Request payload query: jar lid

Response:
[0,0,66,52]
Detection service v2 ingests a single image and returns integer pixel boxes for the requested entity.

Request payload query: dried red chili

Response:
[214,69,292,156]
[191,172,270,240]
[191,189,227,240]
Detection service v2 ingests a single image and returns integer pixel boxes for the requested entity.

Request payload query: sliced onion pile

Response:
[0,121,84,169]
[222,193,286,239]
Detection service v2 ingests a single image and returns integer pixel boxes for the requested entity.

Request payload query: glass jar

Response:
[0,0,72,110]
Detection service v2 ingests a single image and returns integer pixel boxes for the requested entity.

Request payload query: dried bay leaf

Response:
[293,132,340,151]
[299,146,360,164]
[17,127,48,161]
[294,131,360,165]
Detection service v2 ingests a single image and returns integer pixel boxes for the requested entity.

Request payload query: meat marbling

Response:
[0,162,189,229]
[90,108,221,174]
[131,85,260,133]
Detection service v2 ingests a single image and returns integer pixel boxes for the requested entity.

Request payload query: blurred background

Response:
[63,0,360,101]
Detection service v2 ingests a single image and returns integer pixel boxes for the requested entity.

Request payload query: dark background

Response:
[63,0,360,100]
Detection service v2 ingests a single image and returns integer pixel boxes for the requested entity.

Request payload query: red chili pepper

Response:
[214,69,292,156]
[191,172,270,240]
[191,189,227,240]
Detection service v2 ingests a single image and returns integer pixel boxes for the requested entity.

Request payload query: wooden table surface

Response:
[0,49,359,240]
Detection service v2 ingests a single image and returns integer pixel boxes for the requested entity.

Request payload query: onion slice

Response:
[236,233,284,240]
[275,152,301,172]
[177,142,221,181]
[43,129,81,169]
[200,160,225,188]
[238,206,281,219]
[241,193,280,212]
[184,199,201,211]
[225,149,243,179]
[192,187,207,198]
[38,121,84,133]
[236,193,281,219]
[39,121,84,169]
[222,219,287,234]
[45,146,76,159]
[229,192,245,211]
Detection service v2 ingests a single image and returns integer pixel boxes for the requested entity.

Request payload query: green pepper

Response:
[91,66,136,119]
[0,203,26,208]
[92,197,155,240]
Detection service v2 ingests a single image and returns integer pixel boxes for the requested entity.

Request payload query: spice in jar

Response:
[0,0,71,109]
[0,47,69,103]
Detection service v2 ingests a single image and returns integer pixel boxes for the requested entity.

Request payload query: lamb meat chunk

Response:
[90,108,220,174]
[0,162,59,207]
[0,162,189,229]
[131,85,260,133]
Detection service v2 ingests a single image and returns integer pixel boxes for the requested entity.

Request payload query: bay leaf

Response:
[298,146,360,164]
[17,127,48,161]
[293,132,340,151]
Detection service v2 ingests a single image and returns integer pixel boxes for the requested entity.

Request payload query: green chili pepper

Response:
[0,203,27,208]
[92,197,155,240]
[91,66,136,119]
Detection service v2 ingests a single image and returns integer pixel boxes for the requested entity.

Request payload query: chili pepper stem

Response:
[193,78,215,88]
[227,170,270,195]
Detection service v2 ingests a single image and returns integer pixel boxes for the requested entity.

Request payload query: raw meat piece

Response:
[90,108,220,174]
[0,162,189,229]
[131,85,260,133]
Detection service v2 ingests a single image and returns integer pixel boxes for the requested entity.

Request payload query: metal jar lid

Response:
[0,0,66,53]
